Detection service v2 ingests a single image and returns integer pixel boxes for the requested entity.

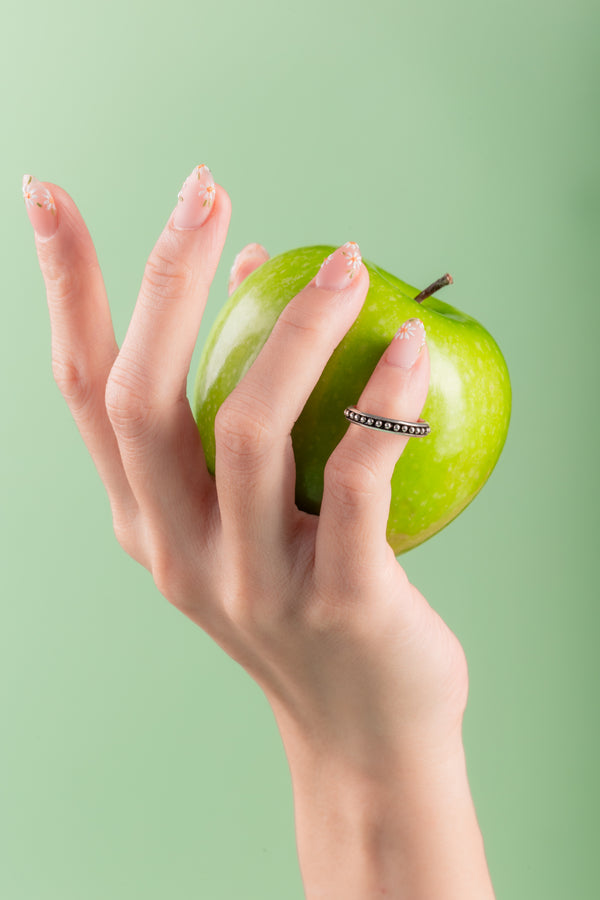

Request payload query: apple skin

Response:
[192,245,511,555]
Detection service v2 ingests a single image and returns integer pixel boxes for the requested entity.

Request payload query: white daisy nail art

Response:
[173,163,216,230]
[22,174,59,238]
[316,241,363,291]
[178,164,215,207]
[22,174,56,215]
[341,241,362,278]
[387,317,426,367]
[394,318,425,341]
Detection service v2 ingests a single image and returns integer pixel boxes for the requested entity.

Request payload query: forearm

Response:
[284,734,495,900]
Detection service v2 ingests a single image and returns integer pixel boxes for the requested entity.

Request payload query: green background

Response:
[1,0,598,896]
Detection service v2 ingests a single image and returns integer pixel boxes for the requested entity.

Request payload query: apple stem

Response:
[414,273,453,303]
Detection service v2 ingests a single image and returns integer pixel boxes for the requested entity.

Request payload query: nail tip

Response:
[22,173,34,197]
[173,163,216,229]
[315,241,364,291]
[21,174,58,235]
[394,317,427,342]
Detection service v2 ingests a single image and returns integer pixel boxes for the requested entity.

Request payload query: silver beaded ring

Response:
[343,406,431,436]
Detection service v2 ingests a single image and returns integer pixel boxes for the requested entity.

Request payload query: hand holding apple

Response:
[25,167,497,897]
[195,243,511,555]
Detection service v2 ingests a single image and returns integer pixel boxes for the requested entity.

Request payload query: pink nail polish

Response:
[315,242,362,291]
[22,174,58,238]
[228,243,270,294]
[173,164,216,230]
[387,318,426,368]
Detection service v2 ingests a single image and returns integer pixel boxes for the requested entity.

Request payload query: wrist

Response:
[280,717,468,826]
[270,686,468,789]
[277,725,495,900]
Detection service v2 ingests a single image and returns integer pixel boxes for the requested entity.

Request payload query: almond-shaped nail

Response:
[315,241,362,291]
[22,174,58,238]
[387,318,426,368]
[173,164,216,230]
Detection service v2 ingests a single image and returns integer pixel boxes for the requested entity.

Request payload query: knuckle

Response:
[222,581,276,642]
[51,352,95,412]
[223,558,293,632]
[113,522,136,560]
[276,303,323,343]
[214,393,273,463]
[141,247,193,309]
[42,262,83,310]
[105,363,156,437]
[151,542,203,614]
[151,548,183,603]
[324,448,381,511]
[111,509,143,563]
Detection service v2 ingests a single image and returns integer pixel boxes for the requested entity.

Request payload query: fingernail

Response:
[315,241,362,291]
[387,318,426,368]
[173,164,216,230]
[22,174,58,238]
[228,243,269,294]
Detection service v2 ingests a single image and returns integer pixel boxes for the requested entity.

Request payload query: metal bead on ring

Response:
[343,406,431,436]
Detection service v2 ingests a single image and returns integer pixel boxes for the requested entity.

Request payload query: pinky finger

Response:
[316,318,430,587]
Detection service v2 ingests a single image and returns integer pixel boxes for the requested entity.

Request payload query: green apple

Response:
[192,245,511,555]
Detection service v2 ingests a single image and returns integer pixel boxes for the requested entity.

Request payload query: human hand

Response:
[24,167,491,897]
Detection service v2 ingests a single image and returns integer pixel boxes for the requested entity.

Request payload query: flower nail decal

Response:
[315,241,363,291]
[177,164,215,208]
[341,241,362,279]
[320,241,361,279]
[387,317,426,367]
[173,164,216,230]
[22,174,56,215]
[395,317,426,341]
[22,174,59,238]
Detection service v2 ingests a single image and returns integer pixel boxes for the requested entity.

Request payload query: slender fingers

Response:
[228,243,269,296]
[104,164,231,543]
[316,317,430,584]
[23,175,140,544]
[214,242,369,550]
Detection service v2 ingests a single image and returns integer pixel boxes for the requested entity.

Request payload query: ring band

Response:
[343,406,431,436]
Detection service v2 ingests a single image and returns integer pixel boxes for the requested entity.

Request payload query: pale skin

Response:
[26,173,496,898]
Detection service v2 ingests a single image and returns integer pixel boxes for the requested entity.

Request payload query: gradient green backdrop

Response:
[2,0,598,897]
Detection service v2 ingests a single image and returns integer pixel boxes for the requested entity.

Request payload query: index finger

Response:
[23,175,139,531]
